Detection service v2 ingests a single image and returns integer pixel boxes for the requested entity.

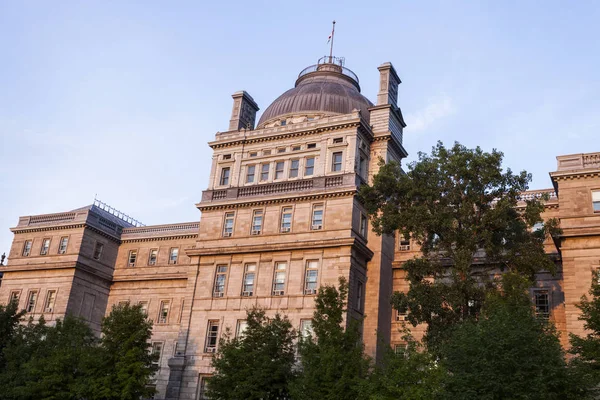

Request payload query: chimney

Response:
[229,91,259,131]
[376,62,401,107]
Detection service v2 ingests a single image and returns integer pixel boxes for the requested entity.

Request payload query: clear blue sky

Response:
[1,1,599,254]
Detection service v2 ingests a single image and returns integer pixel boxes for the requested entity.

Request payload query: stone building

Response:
[1,57,600,400]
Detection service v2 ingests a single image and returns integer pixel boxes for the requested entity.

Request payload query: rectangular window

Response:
[395,309,408,322]
[197,375,210,400]
[9,290,20,304]
[148,249,158,265]
[220,167,230,186]
[223,212,235,237]
[205,320,220,353]
[358,155,367,178]
[152,342,163,367]
[305,157,315,176]
[333,137,343,144]
[93,242,104,260]
[263,149,271,155]
[242,264,256,296]
[213,265,228,297]
[307,143,316,149]
[26,290,38,313]
[593,190,600,213]
[311,204,323,230]
[246,165,256,183]
[40,238,51,255]
[169,248,179,264]
[138,301,149,315]
[272,262,287,295]
[534,290,550,318]
[251,210,263,235]
[292,145,301,151]
[249,152,257,157]
[158,300,170,324]
[44,290,57,313]
[399,234,410,251]
[260,163,270,181]
[300,319,314,339]
[356,281,363,312]
[22,240,32,256]
[128,250,138,267]
[58,236,69,254]
[275,161,285,179]
[360,214,368,237]
[280,207,293,233]
[222,154,232,160]
[332,152,343,172]
[304,260,319,295]
[236,320,248,338]
[289,159,299,178]
[277,147,286,153]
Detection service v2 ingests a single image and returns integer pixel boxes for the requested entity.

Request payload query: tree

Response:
[83,302,158,400]
[0,300,25,371]
[207,307,297,400]
[439,280,585,400]
[361,332,445,400]
[290,277,370,400]
[360,142,559,349]
[569,277,600,395]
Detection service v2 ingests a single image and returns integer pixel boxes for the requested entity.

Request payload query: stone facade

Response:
[1,58,600,400]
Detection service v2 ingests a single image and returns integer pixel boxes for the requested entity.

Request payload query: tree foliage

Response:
[0,300,25,371]
[360,141,560,349]
[290,277,370,400]
[208,307,297,400]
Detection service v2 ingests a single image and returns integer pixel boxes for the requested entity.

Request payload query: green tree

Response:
[207,307,297,400]
[290,277,370,400]
[361,332,445,400]
[569,277,600,395]
[0,300,25,371]
[440,280,585,400]
[83,302,158,400]
[360,142,559,349]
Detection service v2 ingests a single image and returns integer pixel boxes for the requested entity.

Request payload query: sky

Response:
[1,1,599,254]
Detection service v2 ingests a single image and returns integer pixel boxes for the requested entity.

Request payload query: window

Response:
[280,120,287,126]
[220,167,230,186]
[223,212,235,237]
[40,238,51,255]
[251,210,263,235]
[534,290,550,318]
[332,152,343,172]
[356,281,363,312]
[9,290,20,304]
[360,214,368,237]
[213,265,228,297]
[169,248,179,264]
[333,137,343,144]
[399,234,410,251]
[205,320,220,352]
[593,190,600,213]
[44,290,57,313]
[358,155,367,178]
[152,342,163,367]
[307,143,316,149]
[249,152,257,157]
[304,260,319,295]
[260,163,270,181]
[158,300,170,323]
[242,264,256,296]
[275,161,285,179]
[272,262,287,295]
[128,250,138,267]
[58,236,69,254]
[300,319,314,339]
[280,207,293,233]
[394,343,408,356]
[246,165,256,183]
[292,145,301,151]
[395,309,408,322]
[263,149,271,156]
[311,204,323,230]
[93,242,104,260]
[305,157,315,176]
[277,147,286,153]
[289,159,299,178]
[222,154,232,160]
[138,301,149,315]
[197,375,210,400]
[236,320,248,338]
[22,240,32,256]
[148,249,158,265]
[26,290,38,313]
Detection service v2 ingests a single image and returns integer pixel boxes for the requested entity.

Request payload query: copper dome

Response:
[257,62,372,128]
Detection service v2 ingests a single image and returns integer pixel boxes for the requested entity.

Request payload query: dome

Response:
[257,60,373,128]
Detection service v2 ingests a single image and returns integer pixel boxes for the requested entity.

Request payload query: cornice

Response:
[550,170,600,181]
[197,190,356,211]
[112,272,188,282]
[121,234,198,243]
[11,223,86,234]
[372,134,408,158]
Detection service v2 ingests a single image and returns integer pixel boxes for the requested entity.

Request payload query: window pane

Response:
[220,167,230,185]
[275,161,284,179]
[305,157,315,176]
[246,165,255,183]
[261,164,269,181]
[290,159,299,178]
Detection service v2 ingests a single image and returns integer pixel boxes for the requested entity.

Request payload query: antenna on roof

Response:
[327,20,336,63]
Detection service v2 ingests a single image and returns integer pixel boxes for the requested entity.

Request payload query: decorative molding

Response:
[121,234,198,243]
[11,223,86,234]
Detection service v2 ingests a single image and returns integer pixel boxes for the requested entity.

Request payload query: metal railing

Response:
[297,56,359,84]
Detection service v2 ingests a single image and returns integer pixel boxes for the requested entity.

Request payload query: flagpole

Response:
[329,20,336,63]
